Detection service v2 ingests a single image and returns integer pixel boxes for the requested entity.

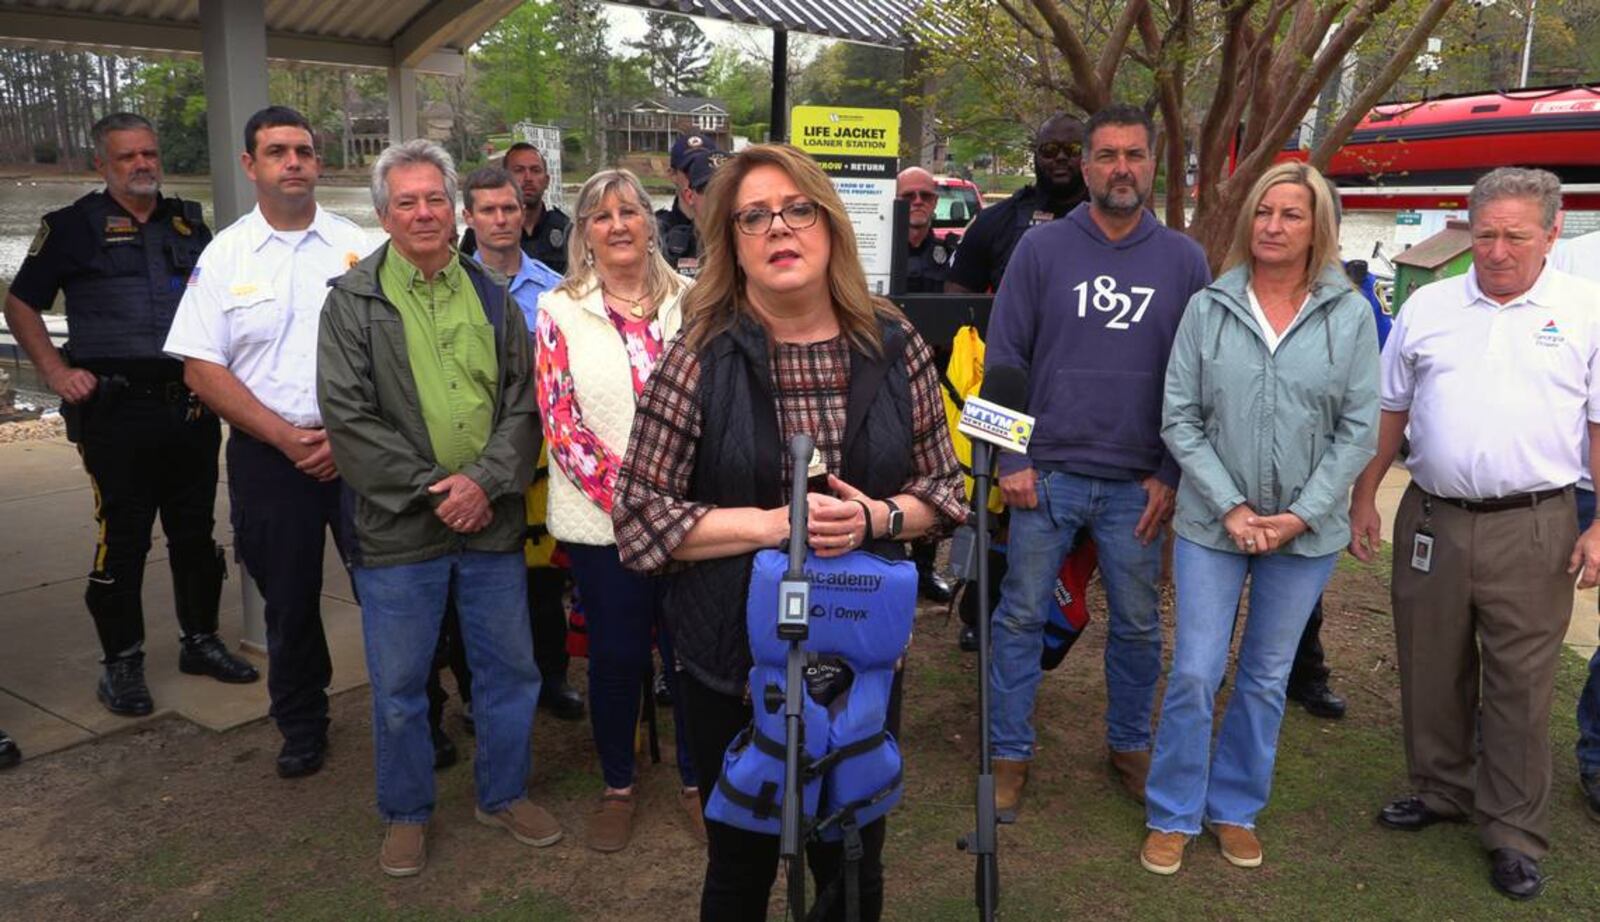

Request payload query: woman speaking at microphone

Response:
[613,144,964,921]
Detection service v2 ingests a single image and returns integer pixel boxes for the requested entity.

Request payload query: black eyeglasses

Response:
[1037,141,1083,159]
[733,201,821,235]
[899,190,938,203]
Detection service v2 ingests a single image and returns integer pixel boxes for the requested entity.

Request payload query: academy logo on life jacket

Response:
[804,569,883,593]
[1537,318,1565,347]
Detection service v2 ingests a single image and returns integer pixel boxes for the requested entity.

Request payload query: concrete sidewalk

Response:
[0,434,367,760]
[1,434,1595,764]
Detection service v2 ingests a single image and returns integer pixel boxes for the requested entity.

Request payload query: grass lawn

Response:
[3,551,1597,920]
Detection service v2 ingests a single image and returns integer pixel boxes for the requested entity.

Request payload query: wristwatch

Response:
[883,497,904,539]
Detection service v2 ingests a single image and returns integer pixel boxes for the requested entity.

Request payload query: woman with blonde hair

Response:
[612,144,965,920]
[1139,161,1380,875]
[534,167,700,852]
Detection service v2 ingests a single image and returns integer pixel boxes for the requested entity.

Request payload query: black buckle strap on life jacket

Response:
[746,725,888,781]
[807,731,888,779]
[806,809,866,922]
[714,772,783,822]
[524,523,549,543]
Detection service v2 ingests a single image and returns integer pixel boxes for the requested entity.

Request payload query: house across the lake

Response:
[603,96,733,157]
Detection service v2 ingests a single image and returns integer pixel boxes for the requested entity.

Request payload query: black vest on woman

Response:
[665,312,914,697]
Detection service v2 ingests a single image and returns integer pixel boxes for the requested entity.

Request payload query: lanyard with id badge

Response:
[1411,495,1435,573]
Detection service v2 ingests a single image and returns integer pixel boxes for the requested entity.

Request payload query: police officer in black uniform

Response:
[2,113,258,716]
[945,113,1087,293]
[897,165,956,294]
[460,142,570,274]
[659,146,725,278]
[655,130,713,251]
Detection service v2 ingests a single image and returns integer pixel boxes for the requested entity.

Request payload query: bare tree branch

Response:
[1309,0,1457,167]
[1094,0,1150,90]
[1027,0,1109,108]
[995,0,1052,44]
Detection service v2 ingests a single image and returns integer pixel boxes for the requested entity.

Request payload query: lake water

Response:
[0,178,1407,292]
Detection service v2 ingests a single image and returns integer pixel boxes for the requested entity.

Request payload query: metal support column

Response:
[769,28,789,143]
[198,0,268,227]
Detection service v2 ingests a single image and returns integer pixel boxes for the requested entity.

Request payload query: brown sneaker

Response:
[475,798,563,847]
[1209,822,1263,868]
[380,822,426,877]
[1139,830,1189,875]
[587,791,636,853]
[994,758,1028,823]
[681,786,707,844]
[1109,749,1151,804]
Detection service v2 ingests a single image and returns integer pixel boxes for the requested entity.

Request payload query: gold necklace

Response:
[602,283,649,318]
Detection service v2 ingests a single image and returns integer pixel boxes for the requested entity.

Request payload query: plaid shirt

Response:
[614,316,966,571]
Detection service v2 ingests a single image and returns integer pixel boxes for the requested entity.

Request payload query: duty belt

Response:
[103,376,190,403]
[1427,486,1569,514]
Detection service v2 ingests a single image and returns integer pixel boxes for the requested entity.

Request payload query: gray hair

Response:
[1469,167,1562,230]
[91,113,156,157]
[371,139,458,215]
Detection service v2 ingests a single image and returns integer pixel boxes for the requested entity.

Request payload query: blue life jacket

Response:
[706,548,916,841]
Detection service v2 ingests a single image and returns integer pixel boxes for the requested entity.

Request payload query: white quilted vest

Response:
[538,279,686,546]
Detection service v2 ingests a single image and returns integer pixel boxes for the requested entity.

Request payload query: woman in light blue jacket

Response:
[1139,162,1379,875]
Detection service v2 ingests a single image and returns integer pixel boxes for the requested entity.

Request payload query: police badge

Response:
[932,245,949,265]
[549,227,566,249]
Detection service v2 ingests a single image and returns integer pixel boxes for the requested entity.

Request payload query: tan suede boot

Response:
[994,758,1028,823]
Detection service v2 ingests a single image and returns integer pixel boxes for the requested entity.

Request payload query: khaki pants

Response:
[1391,483,1577,857]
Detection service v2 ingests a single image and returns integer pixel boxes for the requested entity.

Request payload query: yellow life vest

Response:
[523,443,558,568]
[940,324,1005,514]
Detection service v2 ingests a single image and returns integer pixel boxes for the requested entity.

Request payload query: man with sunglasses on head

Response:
[946,114,1087,293]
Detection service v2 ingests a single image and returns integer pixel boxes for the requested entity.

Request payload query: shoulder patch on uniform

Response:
[549,227,565,249]
[346,251,360,269]
[27,219,48,257]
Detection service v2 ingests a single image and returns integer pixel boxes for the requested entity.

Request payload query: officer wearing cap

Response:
[897,166,955,294]
[656,132,712,233]
[946,114,1087,293]
[659,146,724,278]
[3,112,257,717]
[460,142,570,274]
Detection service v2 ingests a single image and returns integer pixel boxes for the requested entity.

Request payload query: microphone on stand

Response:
[953,365,1031,921]
[778,433,815,640]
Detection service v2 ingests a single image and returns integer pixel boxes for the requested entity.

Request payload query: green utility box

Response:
[1391,221,1473,312]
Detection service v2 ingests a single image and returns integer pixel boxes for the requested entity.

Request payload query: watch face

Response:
[887,506,904,537]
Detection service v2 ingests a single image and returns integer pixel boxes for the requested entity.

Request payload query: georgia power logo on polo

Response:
[1538,318,1565,348]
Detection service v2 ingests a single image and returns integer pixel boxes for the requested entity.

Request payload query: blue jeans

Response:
[353,551,539,823]
[1145,538,1337,833]
[989,471,1163,759]
[1575,488,1600,776]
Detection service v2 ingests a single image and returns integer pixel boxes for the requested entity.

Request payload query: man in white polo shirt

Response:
[165,106,373,780]
[1349,167,1600,901]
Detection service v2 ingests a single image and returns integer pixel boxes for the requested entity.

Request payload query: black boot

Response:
[913,542,954,603]
[0,729,19,769]
[539,679,585,721]
[433,727,458,770]
[97,652,154,716]
[1287,678,1347,720]
[179,633,260,683]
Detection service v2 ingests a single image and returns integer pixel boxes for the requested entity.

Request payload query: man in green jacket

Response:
[317,139,560,878]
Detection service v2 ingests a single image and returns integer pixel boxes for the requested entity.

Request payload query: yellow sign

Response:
[791,107,900,158]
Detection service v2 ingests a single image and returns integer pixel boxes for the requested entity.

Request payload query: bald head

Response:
[897,167,939,238]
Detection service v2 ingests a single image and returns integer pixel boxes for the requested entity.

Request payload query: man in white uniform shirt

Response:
[165,106,373,780]
[1349,168,1600,901]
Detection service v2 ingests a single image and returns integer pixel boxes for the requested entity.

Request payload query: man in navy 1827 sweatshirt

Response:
[984,104,1212,821]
